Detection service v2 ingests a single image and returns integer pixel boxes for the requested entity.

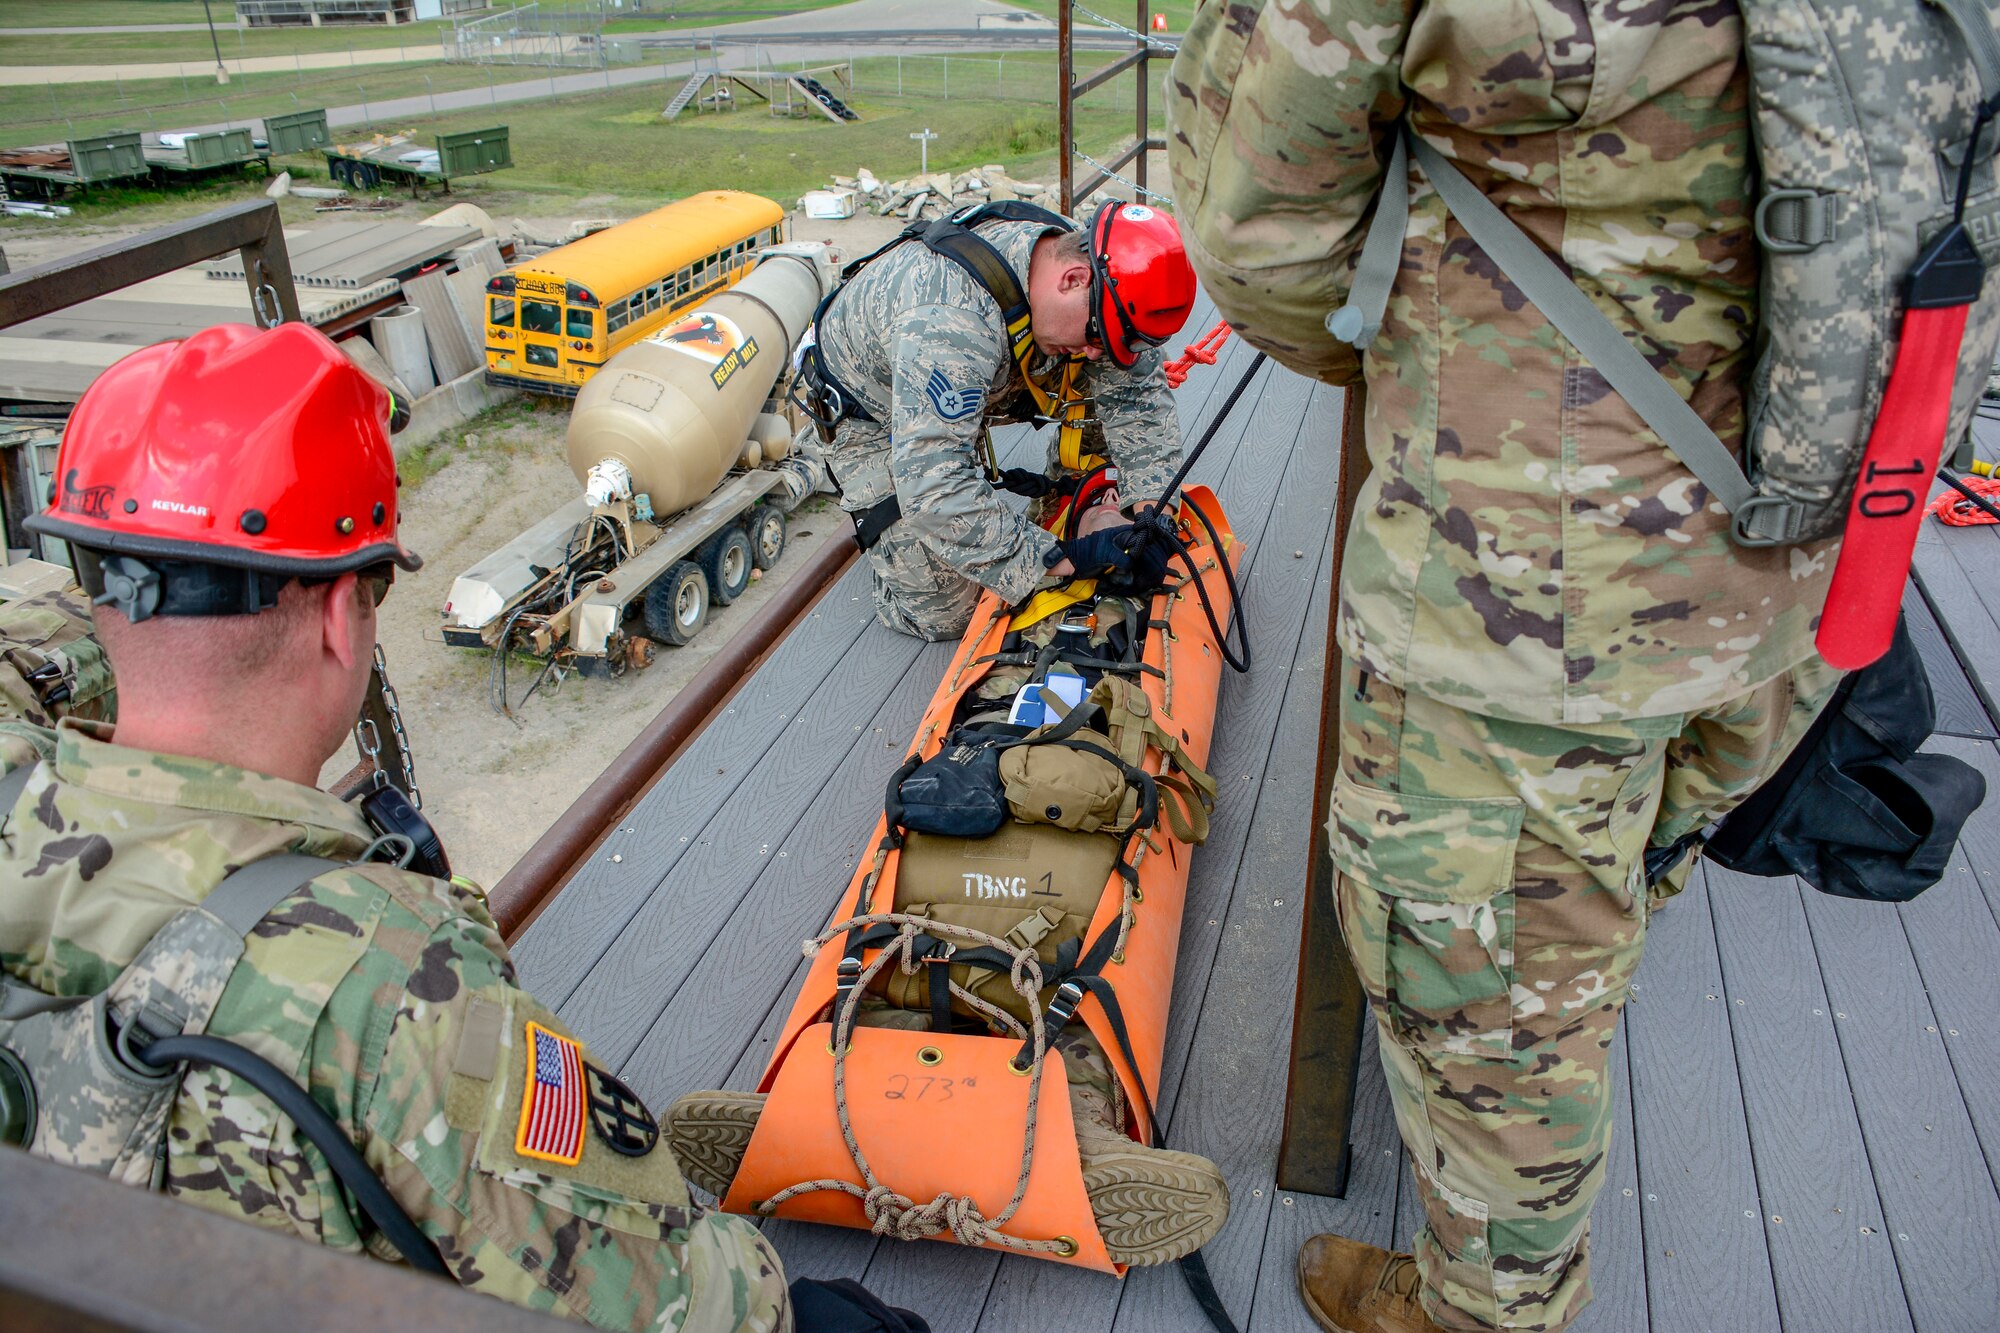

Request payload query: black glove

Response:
[1051,527,1136,578]
[1120,507,1177,588]
[996,467,1055,498]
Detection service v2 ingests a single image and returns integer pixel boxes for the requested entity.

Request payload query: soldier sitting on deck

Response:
[0,322,925,1333]
[793,200,1199,639]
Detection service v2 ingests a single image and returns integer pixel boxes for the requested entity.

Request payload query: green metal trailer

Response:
[323,127,511,196]
[144,128,272,182]
[0,132,148,200]
[261,108,332,157]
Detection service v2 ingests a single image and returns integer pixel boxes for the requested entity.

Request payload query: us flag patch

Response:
[515,1021,586,1165]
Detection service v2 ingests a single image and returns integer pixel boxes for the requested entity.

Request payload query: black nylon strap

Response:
[853,493,903,551]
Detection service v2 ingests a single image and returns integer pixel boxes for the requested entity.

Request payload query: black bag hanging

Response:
[1703,615,1987,902]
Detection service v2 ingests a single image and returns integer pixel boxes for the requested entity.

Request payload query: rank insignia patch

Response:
[585,1064,660,1157]
[516,1021,586,1165]
[925,369,985,422]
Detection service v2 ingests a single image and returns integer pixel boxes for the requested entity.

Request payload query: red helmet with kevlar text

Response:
[28,322,420,580]
[1086,201,1197,368]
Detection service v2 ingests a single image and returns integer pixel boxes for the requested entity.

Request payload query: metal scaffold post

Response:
[1056,0,1172,215]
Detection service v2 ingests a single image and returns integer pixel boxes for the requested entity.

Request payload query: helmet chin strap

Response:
[92,555,162,624]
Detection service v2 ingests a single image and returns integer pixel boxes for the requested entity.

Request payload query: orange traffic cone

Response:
[1151,13,1167,30]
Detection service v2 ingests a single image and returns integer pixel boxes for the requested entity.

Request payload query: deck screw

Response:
[1772,1216,1784,1224]
[1899,1234,1909,1241]
[610,854,622,863]
[1925,1025,1936,1032]
[1253,1189,1262,1198]
[1283,1198,1294,1207]
[1861,1226,1875,1235]
[1623,1188,1633,1197]
[1744,1210,1754,1218]
[1706,994,1717,1001]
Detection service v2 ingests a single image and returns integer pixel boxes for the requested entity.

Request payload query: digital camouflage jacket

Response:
[817,219,1184,604]
[1169,0,1835,724]
[0,721,790,1332]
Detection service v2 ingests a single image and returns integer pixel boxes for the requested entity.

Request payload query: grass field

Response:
[0,70,1160,232]
[348,77,1157,203]
[0,61,512,147]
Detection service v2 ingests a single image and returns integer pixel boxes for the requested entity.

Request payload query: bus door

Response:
[512,273,568,383]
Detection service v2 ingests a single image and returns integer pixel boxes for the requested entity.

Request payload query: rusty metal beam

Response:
[1276,383,1372,1198]
[489,532,860,941]
[1058,2,1075,213]
[0,199,300,332]
[0,1145,565,1331]
[1072,47,1146,99]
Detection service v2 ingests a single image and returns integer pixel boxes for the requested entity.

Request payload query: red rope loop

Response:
[1932,473,2000,525]
[1164,319,1232,388]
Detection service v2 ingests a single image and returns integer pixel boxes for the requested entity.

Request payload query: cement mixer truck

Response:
[441,241,837,683]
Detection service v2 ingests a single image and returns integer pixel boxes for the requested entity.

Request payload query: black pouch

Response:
[1701,616,1987,903]
[886,727,1018,838]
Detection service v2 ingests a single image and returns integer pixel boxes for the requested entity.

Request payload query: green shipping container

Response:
[180,128,256,169]
[263,108,330,157]
[437,127,511,180]
[67,131,145,184]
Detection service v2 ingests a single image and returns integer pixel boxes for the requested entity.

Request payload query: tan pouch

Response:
[998,738,1129,833]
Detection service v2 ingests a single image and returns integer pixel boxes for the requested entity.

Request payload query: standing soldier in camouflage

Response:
[0,324,794,1331]
[1170,4,1840,1331]
[798,201,1197,638]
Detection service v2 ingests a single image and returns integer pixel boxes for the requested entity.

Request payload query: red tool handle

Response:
[1815,301,1972,669]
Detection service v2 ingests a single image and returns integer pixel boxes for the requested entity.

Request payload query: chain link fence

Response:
[443,3,611,70]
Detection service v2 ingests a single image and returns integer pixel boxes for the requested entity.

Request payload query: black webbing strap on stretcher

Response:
[1020,913,1243,1333]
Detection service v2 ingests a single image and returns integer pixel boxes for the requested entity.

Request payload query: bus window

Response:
[521,300,561,335]
[490,296,516,326]
[526,344,559,368]
[566,307,597,339]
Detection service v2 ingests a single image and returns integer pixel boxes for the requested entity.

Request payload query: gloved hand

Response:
[996,467,1055,498]
[1054,527,1137,578]
[1120,507,1177,588]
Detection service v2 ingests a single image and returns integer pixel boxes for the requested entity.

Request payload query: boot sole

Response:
[666,1091,1232,1269]
[665,1090,764,1201]
[1080,1144,1231,1268]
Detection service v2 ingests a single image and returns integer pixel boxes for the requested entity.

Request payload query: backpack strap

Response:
[1329,126,1773,536]
[0,762,33,826]
[201,853,344,936]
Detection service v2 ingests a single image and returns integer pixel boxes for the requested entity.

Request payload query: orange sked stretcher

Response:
[718,487,1238,1273]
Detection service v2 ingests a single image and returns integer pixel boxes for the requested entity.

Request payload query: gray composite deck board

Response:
[1801,858,2000,1331]
[1705,868,1913,1333]
[1625,869,1784,1332]
[512,330,2000,1333]
[1906,737,2000,1187]
[1902,581,1996,738]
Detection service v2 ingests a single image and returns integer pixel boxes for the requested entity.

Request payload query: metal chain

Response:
[1073,147,1174,205]
[374,644,424,810]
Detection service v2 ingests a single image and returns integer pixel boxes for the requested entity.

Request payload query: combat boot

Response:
[1298,1234,1448,1333]
[664,1088,1230,1267]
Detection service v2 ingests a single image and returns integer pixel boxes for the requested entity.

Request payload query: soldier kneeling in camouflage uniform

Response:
[0,323,839,1331]
[800,201,1198,639]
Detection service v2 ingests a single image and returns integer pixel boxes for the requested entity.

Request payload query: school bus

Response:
[483,190,788,396]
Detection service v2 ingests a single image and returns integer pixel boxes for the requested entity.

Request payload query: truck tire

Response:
[700,528,754,606]
[643,560,708,646]
[747,504,787,571]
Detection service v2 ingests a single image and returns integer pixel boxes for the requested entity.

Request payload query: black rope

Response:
[136,1033,449,1276]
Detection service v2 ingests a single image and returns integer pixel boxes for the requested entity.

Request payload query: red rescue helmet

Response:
[27,323,421,604]
[1085,201,1197,368]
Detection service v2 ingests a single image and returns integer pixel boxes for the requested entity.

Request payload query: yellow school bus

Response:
[483,190,788,396]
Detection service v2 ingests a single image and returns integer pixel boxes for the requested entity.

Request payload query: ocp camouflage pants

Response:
[1329,656,1841,1331]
